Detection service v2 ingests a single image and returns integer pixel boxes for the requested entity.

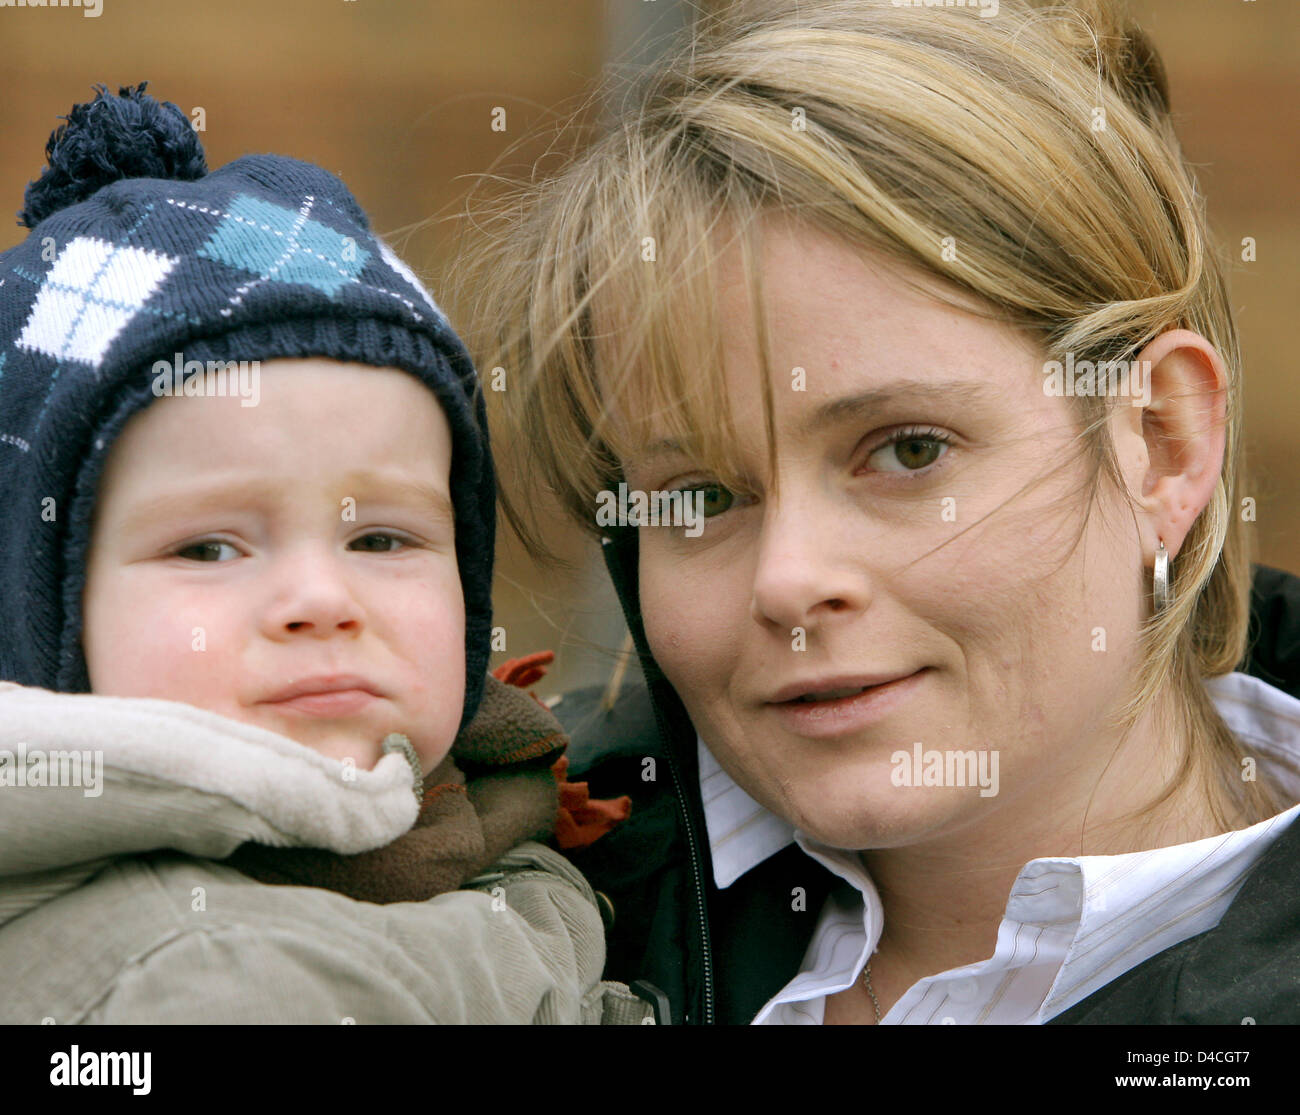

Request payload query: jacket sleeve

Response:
[83,843,645,1024]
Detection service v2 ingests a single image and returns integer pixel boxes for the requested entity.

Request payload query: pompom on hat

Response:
[0,83,496,735]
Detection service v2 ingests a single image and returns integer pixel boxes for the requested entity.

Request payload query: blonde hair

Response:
[450,0,1288,835]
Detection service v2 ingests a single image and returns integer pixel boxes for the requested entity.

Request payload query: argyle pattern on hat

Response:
[17,237,178,367]
[0,153,495,735]
[191,193,371,300]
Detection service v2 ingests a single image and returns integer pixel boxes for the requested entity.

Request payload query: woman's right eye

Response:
[174,540,239,562]
[671,482,737,519]
[697,483,736,518]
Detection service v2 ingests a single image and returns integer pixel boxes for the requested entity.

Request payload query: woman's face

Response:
[627,218,1156,851]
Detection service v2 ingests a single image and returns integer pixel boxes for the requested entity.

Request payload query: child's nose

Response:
[260,553,365,638]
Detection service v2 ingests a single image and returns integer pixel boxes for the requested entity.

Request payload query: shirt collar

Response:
[699,671,1300,889]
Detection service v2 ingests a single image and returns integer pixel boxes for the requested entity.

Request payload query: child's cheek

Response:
[154,583,247,708]
[385,557,464,666]
[90,574,237,710]
[395,564,466,740]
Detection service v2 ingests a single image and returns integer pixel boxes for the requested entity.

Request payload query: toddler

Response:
[0,84,647,1024]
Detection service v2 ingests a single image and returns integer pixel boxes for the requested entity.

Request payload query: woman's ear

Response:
[1112,328,1227,567]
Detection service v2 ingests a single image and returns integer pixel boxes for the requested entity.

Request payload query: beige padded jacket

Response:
[0,682,653,1024]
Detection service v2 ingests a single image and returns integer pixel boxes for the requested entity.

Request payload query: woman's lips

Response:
[767,669,927,738]
[262,690,379,716]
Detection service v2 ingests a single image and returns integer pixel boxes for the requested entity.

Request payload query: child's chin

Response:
[294,732,386,770]
[250,715,388,770]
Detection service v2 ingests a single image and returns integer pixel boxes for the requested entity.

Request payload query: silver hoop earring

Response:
[1153,538,1173,613]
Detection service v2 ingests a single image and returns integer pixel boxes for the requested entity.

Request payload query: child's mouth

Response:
[263,689,379,716]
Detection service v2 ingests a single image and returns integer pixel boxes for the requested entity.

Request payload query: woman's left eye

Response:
[864,428,952,474]
[349,532,412,552]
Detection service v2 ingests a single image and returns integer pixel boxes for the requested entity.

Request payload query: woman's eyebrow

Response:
[800,380,994,438]
[631,380,995,466]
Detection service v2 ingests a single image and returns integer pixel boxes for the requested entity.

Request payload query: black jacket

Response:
[554,537,1300,1025]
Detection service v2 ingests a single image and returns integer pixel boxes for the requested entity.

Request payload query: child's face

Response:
[82,358,465,776]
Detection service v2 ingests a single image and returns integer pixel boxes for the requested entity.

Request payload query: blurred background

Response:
[2,0,1295,701]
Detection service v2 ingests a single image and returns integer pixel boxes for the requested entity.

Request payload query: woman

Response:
[455,0,1300,1024]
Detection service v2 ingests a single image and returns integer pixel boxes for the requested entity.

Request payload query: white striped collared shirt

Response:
[697,671,1300,1024]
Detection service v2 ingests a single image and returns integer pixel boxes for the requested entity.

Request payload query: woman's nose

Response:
[259,549,365,639]
[748,495,871,632]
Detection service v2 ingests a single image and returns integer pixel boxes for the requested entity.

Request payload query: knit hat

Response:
[0,83,495,734]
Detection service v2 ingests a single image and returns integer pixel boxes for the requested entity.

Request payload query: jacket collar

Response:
[601,527,718,1024]
[0,673,575,922]
[697,737,796,887]
[0,681,423,928]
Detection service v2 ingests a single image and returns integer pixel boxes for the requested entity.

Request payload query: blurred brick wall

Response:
[0,0,605,260]
[1122,0,1300,575]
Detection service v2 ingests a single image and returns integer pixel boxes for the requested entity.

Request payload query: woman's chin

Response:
[769,770,985,852]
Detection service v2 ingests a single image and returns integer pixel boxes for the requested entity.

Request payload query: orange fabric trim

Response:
[551,754,632,850]
[421,783,468,805]
[492,732,567,765]
[493,649,633,850]
[493,650,555,691]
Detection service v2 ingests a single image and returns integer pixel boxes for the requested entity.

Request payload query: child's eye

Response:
[174,540,240,563]
[864,427,953,474]
[348,532,413,553]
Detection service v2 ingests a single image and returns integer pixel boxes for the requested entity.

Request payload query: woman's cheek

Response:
[640,554,731,698]
[639,557,686,676]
